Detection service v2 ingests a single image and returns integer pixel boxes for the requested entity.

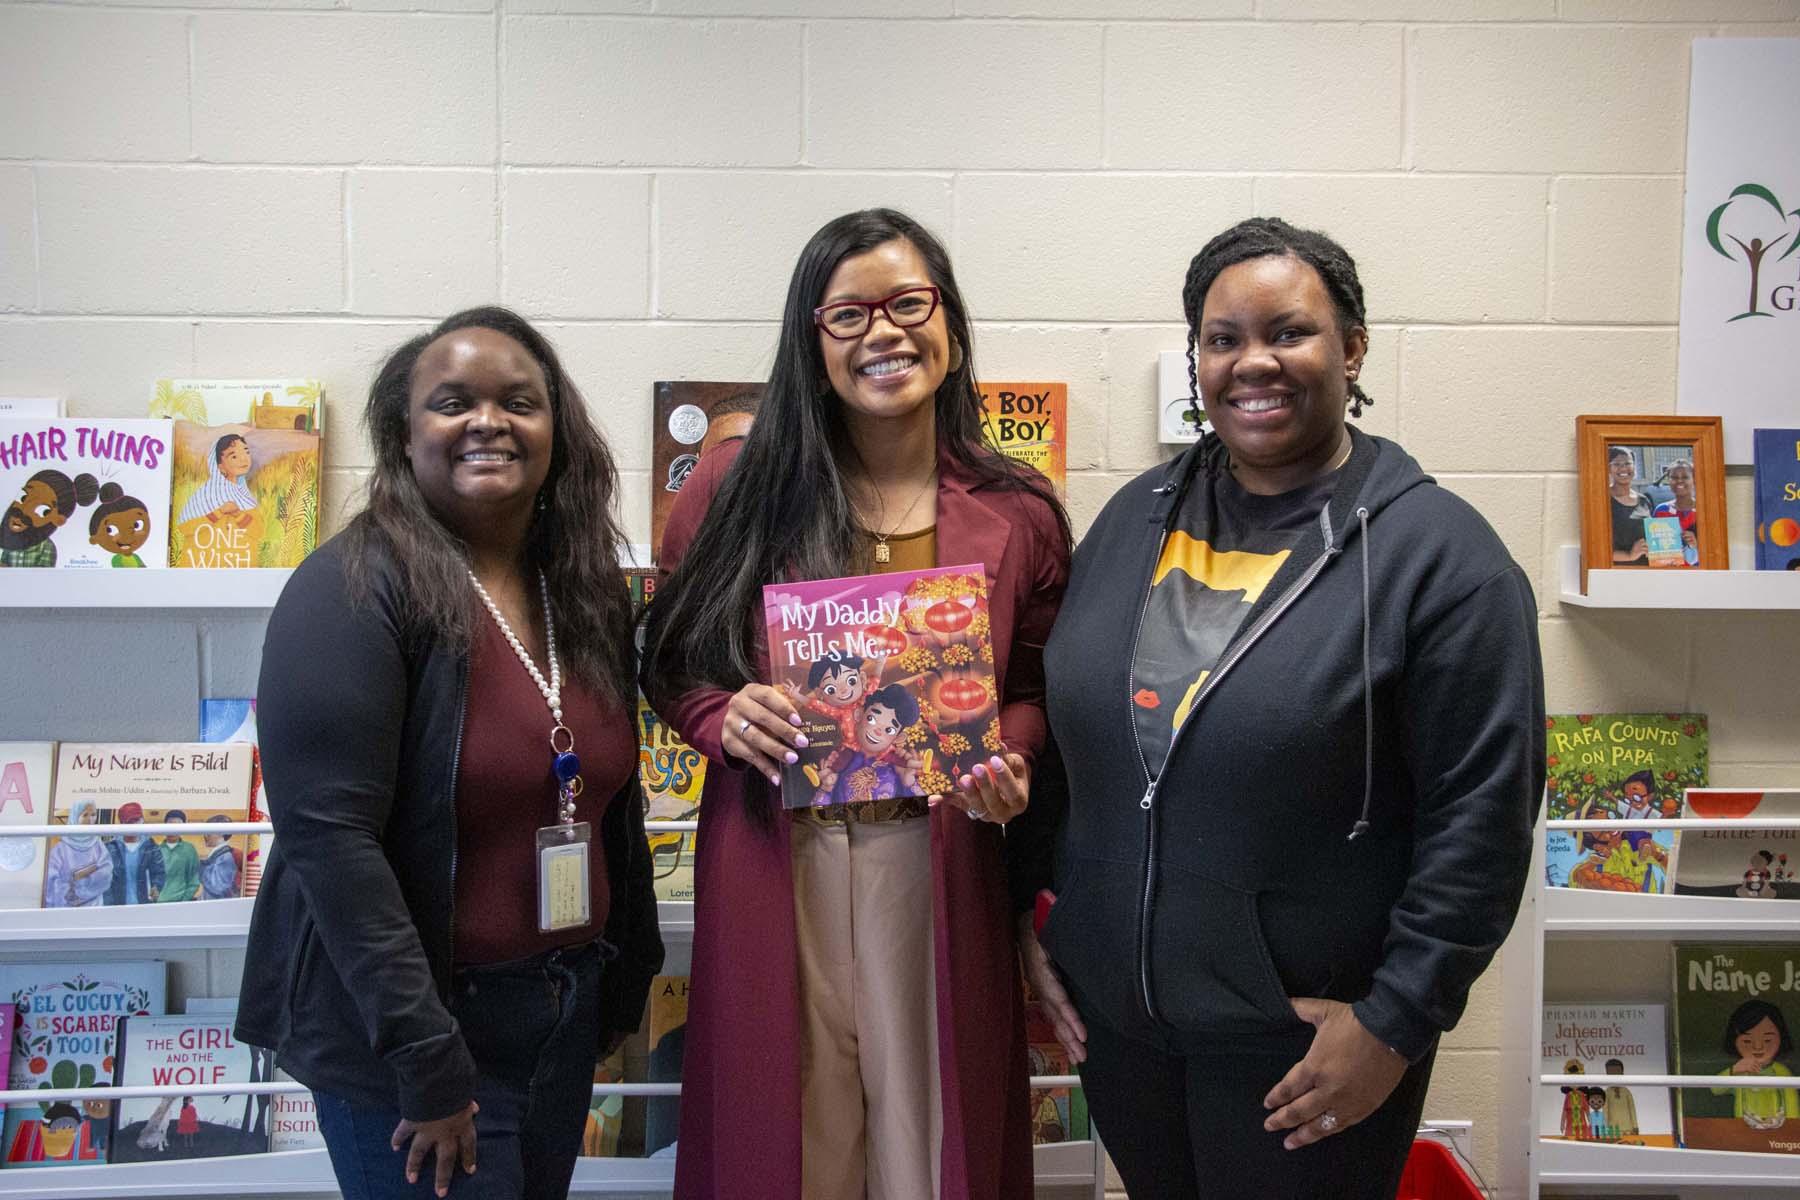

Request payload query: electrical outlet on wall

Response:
[1414,1119,1476,1174]
[1156,350,1208,444]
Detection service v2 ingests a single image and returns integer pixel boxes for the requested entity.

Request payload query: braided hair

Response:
[1180,217,1374,431]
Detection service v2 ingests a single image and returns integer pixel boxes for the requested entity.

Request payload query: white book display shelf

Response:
[1523,557,1800,1195]
[0,572,1105,1198]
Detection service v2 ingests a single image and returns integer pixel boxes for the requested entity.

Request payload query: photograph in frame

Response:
[1576,415,1728,592]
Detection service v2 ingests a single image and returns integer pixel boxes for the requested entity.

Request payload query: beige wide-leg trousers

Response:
[790,815,942,1200]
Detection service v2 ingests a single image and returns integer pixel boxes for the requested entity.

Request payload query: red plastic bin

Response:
[1394,1139,1483,1200]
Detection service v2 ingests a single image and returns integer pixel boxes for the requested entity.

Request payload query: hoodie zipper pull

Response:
[1140,785,1154,811]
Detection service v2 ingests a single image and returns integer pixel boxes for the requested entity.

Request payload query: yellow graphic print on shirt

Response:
[1133,532,1291,773]
[1131,469,1336,780]
[1153,531,1290,599]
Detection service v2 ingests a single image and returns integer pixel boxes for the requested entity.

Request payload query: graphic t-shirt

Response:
[1131,469,1335,780]
[1609,492,1652,564]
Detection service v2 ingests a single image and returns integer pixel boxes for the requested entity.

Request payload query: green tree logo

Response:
[1706,183,1800,321]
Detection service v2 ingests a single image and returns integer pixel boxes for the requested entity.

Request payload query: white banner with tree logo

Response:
[1677,38,1800,465]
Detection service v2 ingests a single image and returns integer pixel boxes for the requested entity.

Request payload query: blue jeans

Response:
[316,939,611,1200]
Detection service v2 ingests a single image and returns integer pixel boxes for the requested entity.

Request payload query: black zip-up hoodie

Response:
[1015,428,1544,1060]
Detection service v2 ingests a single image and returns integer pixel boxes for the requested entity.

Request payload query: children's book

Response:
[0,418,172,569]
[1672,944,1800,1153]
[181,998,237,1015]
[978,382,1067,491]
[44,744,254,908]
[764,564,995,810]
[1753,428,1800,571]
[198,700,268,898]
[0,744,53,911]
[1539,1003,1674,1146]
[1543,715,1708,894]
[108,1014,271,1162]
[639,701,702,903]
[628,569,703,902]
[645,976,688,1158]
[0,399,62,418]
[0,960,165,1169]
[580,1046,627,1158]
[151,379,323,569]
[1024,1001,1089,1145]
[649,380,1068,560]
[1641,516,1686,567]
[1672,790,1800,901]
[268,1067,322,1153]
[0,1005,13,1129]
[650,381,764,562]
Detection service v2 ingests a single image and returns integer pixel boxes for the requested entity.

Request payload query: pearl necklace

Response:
[468,568,582,825]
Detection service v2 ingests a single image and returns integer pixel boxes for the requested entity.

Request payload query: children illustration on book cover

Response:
[638,701,703,903]
[1753,429,1800,571]
[977,382,1066,491]
[152,380,322,569]
[1675,790,1800,901]
[108,1016,272,1162]
[0,962,164,1168]
[1674,945,1800,1153]
[764,564,995,809]
[1543,714,1707,893]
[0,420,172,569]
[44,745,253,908]
[650,382,764,562]
[1540,1003,1673,1146]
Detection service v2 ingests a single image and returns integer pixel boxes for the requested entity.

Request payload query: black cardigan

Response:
[235,532,663,1121]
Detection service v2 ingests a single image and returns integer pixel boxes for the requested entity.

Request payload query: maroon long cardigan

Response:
[655,441,1069,1200]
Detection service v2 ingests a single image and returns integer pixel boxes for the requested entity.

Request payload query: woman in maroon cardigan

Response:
[642,209,1069,1200]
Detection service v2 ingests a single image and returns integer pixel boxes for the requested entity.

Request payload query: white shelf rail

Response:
[0,822,272,837]
[1541,1074,1800,1088]
[1547,817,1800,830]
[0,1076,1083,1105]
[0,821,695,837]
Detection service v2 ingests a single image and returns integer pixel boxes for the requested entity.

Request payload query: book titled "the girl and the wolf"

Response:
[763,564,998,809]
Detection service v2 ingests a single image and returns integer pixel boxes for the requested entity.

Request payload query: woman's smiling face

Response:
[1195,254,1366,495]
[817,238,952,429]
[404,327,554,535]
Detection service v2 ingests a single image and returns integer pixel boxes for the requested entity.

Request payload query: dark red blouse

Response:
[452,617,636,964]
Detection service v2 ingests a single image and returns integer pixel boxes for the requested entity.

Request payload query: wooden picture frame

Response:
[1577,415,1728,592]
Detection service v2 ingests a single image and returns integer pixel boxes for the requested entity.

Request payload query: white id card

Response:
[536,821,592,933]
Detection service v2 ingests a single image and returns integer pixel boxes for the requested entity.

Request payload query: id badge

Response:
[536,821,592,933]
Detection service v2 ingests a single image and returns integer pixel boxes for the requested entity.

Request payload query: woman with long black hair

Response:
[642,209,1069,1200]
[237,307,662,1199]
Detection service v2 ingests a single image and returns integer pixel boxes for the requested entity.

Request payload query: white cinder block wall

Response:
[5,0,1800,1194]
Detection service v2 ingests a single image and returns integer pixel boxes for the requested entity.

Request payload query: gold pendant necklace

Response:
[868,472,937,564]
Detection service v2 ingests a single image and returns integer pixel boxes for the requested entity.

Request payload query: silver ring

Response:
[1316,1112,1339,1133]
[738,718,751,735]
[966,807,983,821]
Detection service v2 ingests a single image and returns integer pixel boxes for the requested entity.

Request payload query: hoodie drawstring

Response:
[1348,505,1374,842]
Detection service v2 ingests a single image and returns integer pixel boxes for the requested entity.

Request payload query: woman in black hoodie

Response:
[1014,219,1544,1197]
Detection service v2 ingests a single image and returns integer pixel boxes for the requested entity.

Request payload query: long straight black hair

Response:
[641,209,1067,819]
[343,306,635,705]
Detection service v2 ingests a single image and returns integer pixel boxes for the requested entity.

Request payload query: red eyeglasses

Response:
[813,286,941,341]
